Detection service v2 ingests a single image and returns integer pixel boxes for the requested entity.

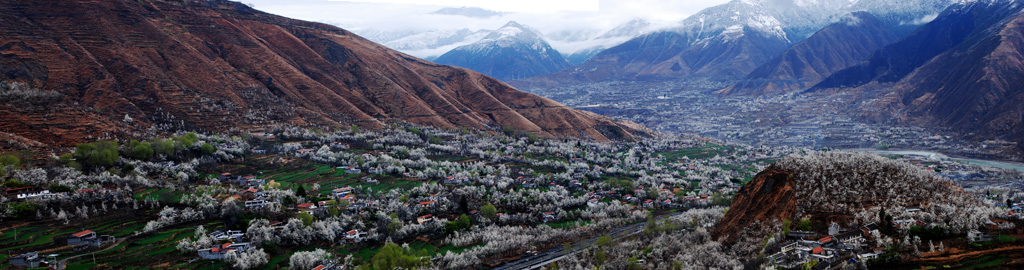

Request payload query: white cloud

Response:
[245,0,729,31]
[240,0,732,56]
[337,0,600,13]
[902,13,938,25]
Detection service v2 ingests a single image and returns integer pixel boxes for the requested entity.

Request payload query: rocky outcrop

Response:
[712,166,796,245]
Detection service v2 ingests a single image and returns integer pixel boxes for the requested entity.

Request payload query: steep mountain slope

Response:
[576,27,790,81]
[714,152,979,245]
[896,0,1024,150]
[0,0,651,147]
[718,12,899,96]
[433,21,572,81]
[512,0,954,88]
[811,0,1024,91]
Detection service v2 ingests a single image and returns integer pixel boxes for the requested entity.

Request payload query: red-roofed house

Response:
[297,203,317,214]
[198,242,252,260]
[243,188,258,200]
[344,229,362,243]
[67,231,94,248]
[68,230,114,247]
[417,214,434,224]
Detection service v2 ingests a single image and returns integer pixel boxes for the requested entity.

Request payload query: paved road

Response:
[492,212,686,270]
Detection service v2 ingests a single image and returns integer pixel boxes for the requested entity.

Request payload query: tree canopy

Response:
[74,141,119,168]
[368,242,422,270]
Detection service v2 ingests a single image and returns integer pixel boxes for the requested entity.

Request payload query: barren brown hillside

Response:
[0,0,651,148]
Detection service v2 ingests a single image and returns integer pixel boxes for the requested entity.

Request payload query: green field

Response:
[658,145,732,161]
[542,220,591,229]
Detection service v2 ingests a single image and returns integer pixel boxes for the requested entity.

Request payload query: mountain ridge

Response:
[0,0,652,147]
[717,12,900,96]
[434,21,572,81]
[512,0,956,89]
[808,0,1024,150]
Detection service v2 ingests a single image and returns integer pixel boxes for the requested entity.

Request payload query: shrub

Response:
[370,243,422,269]
[481,203,497,220]
[127,140,154,160]
[74,141,119,168]
[200,143,216,156]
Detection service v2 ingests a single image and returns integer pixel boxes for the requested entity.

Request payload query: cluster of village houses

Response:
[769,222,880,269]
[768,206,1022,269]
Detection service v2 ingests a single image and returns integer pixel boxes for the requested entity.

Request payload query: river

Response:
[850,149,1024,173]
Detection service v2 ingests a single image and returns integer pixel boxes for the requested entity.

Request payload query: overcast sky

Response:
[241,0,731,34]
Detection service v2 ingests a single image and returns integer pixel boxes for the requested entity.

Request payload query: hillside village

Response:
[0,124,1021,269]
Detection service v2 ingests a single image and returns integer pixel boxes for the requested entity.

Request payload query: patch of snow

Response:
[841,14,863,26]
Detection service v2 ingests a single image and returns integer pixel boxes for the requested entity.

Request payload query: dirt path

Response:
[915,244,1024,264]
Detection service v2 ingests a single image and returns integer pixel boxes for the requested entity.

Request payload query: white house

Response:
[344,229,361,243]
[332,187,354,198]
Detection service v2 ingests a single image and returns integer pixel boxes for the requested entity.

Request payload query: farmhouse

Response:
[542,212,557,223]
[198,242,253,260]
[245,200,267,208]
[343,167,362,174]
[68,230,115,247]
[968,229,992,242]
[10,251,43,267]
[242,188,258,200]
[297,203,318,214]
[417,214,434,224]
[332,187,354,198]
[343,229,363,243]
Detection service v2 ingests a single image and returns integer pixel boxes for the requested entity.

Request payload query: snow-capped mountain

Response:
[552,18,660,65]
[512,0,958,87]
[350,8,660,63]
[669,0,955,45]
[433,21,572,81]
[718,12,901,96]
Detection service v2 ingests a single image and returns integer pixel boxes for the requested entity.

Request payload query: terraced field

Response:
[63,223,215,269]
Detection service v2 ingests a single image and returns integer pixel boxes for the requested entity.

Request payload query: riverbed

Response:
[850,149,1024,173]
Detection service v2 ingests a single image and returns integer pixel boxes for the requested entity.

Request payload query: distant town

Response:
[524,79,1022,163]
